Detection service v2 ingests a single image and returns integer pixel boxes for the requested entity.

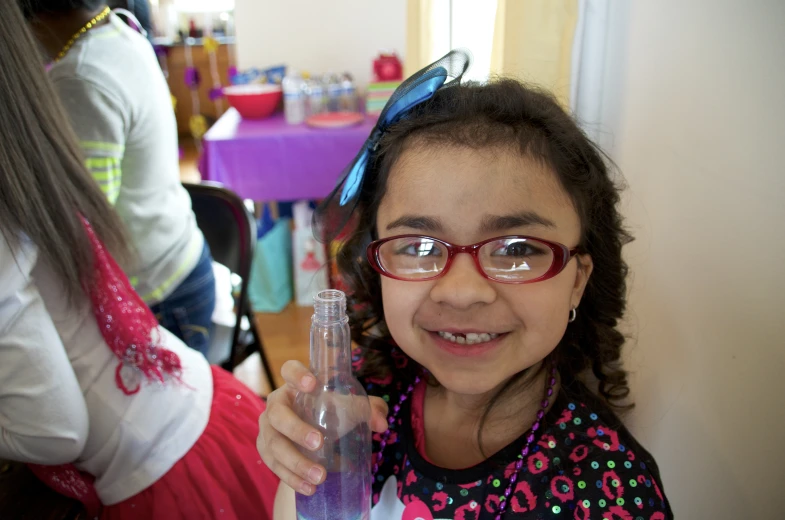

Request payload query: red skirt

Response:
[101,366,278,520]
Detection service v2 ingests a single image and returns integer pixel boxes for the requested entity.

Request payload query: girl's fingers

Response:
[270,456,319,496]
[266,393,324,452]
[280,360,317,393]
[258,413,326,492]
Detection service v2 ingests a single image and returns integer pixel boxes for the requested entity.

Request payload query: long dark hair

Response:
[0,0,128,304]
[333,79,634,418]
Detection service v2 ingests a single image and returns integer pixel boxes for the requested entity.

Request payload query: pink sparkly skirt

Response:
[100,366,278,520]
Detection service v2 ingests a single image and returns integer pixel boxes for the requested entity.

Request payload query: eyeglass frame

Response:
[366,234,580,284]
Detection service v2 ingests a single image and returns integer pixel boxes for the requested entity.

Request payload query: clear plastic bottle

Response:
[325,73,342,112]
[295,290,372,520]
[306,76,326,118]
[339,73,358,112]
[282,71,306,124]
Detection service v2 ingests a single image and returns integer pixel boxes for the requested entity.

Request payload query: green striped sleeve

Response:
[83,150,122,205]
[82,141,125,153]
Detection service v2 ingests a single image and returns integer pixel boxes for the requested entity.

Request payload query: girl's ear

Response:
[571,254,593,309]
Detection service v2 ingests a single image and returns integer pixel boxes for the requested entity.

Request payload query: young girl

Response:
[0,1,277,518]
[258,51,673,519]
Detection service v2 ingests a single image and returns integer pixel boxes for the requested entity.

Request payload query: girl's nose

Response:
[428,252,496,310]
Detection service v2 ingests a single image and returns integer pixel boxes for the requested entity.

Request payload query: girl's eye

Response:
[393,240,443,257]
[491,240,546,258]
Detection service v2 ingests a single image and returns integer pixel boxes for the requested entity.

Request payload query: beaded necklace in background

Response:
[53,6,111,63]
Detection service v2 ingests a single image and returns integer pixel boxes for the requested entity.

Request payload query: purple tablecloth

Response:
[203,108,375,201]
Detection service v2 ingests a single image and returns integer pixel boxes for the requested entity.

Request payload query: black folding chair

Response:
[183,181,277,390]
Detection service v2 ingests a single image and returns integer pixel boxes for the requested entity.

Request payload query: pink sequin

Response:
[82,220,183,394]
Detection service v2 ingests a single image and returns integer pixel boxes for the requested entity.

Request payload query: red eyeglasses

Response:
[366,235,578,284]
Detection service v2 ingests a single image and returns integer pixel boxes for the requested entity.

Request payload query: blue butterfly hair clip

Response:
[313,49,471,243]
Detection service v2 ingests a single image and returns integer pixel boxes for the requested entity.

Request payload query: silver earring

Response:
[569,308,577,323]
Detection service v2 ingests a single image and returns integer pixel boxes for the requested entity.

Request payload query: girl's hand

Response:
[257,360,389,495]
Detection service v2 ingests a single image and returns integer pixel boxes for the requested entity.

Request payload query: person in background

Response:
[21,0,216,356]
[0,1,278,517]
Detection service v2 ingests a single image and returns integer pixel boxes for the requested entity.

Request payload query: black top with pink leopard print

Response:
[356,353,673,520]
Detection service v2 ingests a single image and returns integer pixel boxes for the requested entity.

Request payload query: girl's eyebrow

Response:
[386,215,444,232]
[480,212,556,233]
[385,212,556,234]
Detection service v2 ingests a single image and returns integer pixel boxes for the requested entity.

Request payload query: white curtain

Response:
[408,0,622,143]
[570,0,623,151]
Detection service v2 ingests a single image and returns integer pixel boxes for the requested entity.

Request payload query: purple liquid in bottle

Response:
[295,291,372,520]
[296,467,371,520]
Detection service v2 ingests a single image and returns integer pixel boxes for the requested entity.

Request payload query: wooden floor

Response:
[179,137,201,184]
[179,139,310,393]
[255,305,313,389]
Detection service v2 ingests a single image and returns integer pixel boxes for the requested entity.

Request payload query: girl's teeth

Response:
[437,331,499,345]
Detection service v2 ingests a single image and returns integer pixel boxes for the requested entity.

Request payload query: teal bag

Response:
[248,208,293,313]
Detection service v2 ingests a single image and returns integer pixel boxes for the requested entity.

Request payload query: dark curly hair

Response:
[329,78,634,424]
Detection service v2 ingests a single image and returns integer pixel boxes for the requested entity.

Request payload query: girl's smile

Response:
[429,329,507,358]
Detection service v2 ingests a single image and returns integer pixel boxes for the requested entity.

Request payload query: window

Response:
[429,0,498,83]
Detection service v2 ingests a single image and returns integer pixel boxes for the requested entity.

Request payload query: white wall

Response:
[233,0,406,87]
[595,1,785,518]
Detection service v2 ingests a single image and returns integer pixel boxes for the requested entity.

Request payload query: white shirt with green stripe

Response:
[49,13,203,305]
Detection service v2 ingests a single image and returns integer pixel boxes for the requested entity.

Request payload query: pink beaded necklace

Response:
[372,365,557,519]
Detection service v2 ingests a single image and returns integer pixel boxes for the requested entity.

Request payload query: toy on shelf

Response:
[372,52,403,82]
[366,52,403,117]
[365,81,400,117]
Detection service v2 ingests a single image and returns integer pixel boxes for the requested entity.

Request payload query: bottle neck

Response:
[310,315,352,382]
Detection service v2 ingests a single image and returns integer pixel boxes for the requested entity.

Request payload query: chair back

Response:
[183,182,256,365]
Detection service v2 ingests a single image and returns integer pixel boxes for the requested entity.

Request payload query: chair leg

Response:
[245,308,277,391]
[221,323,242,373]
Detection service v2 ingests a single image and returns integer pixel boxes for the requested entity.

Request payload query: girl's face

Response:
[375,144,593,398]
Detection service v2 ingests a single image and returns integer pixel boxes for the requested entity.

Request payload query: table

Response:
[203,109,375,202]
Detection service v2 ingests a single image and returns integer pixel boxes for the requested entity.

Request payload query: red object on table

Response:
[373,53,403,82]
[223,85,282,120]
[306,112,365,129]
